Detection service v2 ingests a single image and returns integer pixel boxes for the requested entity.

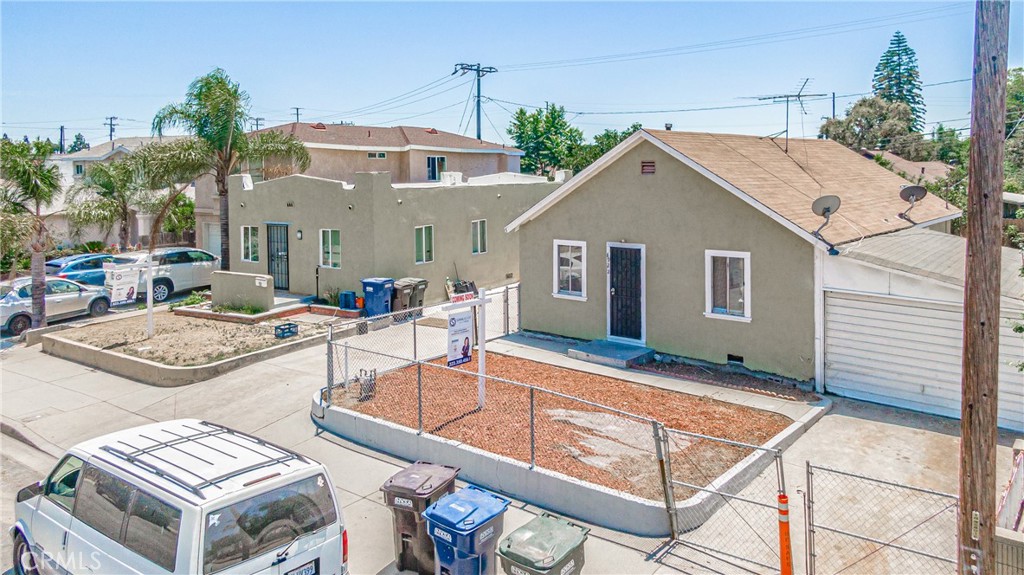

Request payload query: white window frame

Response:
[471,219,487,255]
[319,228,341,268]
[552,240,587,301]
[426,156,447,181]
[74,163,84,176]
[415,224,434,264]
[367,152,386,159]
[241,226,259,262]
[704,249,751,322]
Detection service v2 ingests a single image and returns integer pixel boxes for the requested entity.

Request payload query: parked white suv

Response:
[11,420,347,575]
[112,248,219,302]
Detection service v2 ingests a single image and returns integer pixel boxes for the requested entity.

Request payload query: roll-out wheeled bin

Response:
[381,461,460,575]
[361,277,394,316]
[423,485,510,575]
[497,512,589,575]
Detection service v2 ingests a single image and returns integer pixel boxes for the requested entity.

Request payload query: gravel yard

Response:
[60,313,328,366]
[329,353,792,501]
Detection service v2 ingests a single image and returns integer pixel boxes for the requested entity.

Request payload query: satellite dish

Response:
[899,185,927,203]
[898,185,928,221]
[811,195,841,217]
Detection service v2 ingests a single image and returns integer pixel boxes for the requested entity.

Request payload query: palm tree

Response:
[152,69,310,270]
[0,139,62,328]
[67,158,153,250]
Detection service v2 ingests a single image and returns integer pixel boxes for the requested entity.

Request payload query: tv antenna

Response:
[749,79,826,153]
[897,185,928,222]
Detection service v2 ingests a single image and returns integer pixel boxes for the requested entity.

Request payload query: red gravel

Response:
[330,354,792,501]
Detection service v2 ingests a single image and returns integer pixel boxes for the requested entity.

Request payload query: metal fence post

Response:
[503,285,510,335]
[417,362,423,434]
[805,461,816,575]
[516,284,521,333]
[343,341,350,389]
[654,422,679,539]
[529,387,536,469]
[413,315,418,360]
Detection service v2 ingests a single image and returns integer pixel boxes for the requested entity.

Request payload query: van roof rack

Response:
[98,421,307,500]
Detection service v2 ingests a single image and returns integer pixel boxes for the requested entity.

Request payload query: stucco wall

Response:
[228,172,558,304]
[518,140,817,381]
[211,271,275,311]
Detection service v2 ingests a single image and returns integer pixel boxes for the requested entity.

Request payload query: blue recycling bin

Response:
[361,277,394,317]
[423,485,511,575]
[339,290,356,309]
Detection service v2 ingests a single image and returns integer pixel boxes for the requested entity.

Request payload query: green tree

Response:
[67,158,155,250]
[0,139,63,328]
[152,69,310,269]
[820,96,931,159]
[872,31,926,132]
[507,103,585,176]
[67,133,90,154]
[161,194,195,235]
[565,123,643,173]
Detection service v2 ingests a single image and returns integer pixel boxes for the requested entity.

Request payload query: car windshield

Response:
[202,474,337,574]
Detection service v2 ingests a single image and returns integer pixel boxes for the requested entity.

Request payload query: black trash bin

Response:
[392,278,417,316]
[381,461,460,575]
[409,278,429,309]
[498,513,589,575]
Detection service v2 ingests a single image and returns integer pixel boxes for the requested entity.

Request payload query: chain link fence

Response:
[805,463,958,575]
[660,427,786,573]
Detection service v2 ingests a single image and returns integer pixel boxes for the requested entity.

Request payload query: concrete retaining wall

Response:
[42,331,326,387]
[310,393,672,536]
[212,271,274,311]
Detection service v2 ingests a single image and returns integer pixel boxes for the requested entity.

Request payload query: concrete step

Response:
[567,339,655,368]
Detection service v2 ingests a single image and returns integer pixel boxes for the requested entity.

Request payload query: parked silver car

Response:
[112,248,218,303]
[0,278,111,335]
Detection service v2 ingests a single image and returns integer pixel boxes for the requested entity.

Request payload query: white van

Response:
[10,420,347,575]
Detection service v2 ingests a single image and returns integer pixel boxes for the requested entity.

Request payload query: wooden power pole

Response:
[959,1,1009,573]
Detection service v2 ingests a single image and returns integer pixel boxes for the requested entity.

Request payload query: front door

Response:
[267,224,289,290]
[608,244,644,343]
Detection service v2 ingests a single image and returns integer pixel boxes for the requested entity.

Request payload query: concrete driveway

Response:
[1,336,1018,574]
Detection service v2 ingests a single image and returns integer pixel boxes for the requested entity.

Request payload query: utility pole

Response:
[453,63,497,140]
[104,116,118,141]
[59,125,65,154]
[252,117,265,131]
[831,92,836,120]
[958,2,1009,574]
[291,108,302,123]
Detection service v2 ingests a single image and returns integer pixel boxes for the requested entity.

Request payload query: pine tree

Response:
[67,133,90,153]
[872,31,926,132]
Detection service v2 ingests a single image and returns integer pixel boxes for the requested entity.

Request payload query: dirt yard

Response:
[329,353,792,501]
[637,362,821,402]
[60,313,327,366]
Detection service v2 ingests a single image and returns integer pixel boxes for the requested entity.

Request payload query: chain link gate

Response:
[805,463,958,575]
[658,425,788,574]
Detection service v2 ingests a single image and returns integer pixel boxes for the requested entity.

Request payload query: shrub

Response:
[169,291,207,310]
[322,287,342,307]
[212,304,265,315]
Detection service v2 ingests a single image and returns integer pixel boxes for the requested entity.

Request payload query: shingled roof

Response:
[257,123,522,155]
[507,129,960,246]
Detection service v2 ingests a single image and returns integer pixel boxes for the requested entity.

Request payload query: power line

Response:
[453,63,497,140]
[481,103,506,145]
[498,5,967,72]
[313,74,459,121]
[366,100,467,127]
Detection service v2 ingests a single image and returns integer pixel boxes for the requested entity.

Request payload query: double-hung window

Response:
[415,225,434,264]
[426,156,447,181]
[705,250,751,321]
[241,226,259,262]
[471,220,487,255]
[553,240,586,299]
[320,229,341,268]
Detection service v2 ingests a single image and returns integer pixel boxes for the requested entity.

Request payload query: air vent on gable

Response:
[425,128,439,135]
[641,161,656,175]
[311,123,327,130]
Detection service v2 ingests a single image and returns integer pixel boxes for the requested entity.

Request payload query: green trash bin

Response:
[497,513,589,575]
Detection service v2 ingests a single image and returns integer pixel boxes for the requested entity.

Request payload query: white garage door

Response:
[825,291,1024,431]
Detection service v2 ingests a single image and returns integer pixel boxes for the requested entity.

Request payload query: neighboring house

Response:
[505,130,1020,430]
[195,123,523,258]
[226,170,561,303]
[862,149,953,185]
[1004,191,1024,219]
[47,136,192,246]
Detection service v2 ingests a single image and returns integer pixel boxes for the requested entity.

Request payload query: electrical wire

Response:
[457,80,477,136]
[340,79,474,121]
[366,100,466,127]
[312,74,459,121]
[481,103,506,144]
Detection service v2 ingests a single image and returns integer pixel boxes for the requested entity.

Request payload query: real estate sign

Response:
[447,310,474,367]
[104,263,140,306]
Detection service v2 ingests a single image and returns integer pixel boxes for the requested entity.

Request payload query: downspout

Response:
[813,248,826,394]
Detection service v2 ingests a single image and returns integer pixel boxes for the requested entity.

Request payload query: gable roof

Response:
[864,150,952,184]
[507,129,961,248]
[258,123,523,155]
[57,136,185,161]
[839,228,1023,301]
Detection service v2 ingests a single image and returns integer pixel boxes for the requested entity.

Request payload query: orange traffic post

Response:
[778,493,794,575]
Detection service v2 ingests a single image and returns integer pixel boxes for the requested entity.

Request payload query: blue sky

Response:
[2,1,1021,147]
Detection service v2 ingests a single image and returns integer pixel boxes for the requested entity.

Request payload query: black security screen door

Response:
[609,246,642,341]
[267,224,289,290]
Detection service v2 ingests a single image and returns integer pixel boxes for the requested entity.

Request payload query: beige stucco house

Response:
[507,129,961,385]
[227,170,559,304]
[196,123,523,259]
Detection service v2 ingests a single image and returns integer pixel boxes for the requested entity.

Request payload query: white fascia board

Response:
[912,211,963,227]
[304,142,524,156]
[62,146,130,162]
[504,131,648,233]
